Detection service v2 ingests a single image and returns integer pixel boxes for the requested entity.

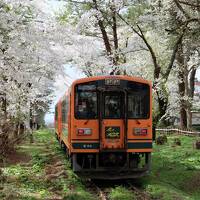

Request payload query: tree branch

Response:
[173,0,190,19]
[137,25,161,79]
[179,0,200,8]
[164,18,199,79]
[92,0,112,56]
[164,33,184,79]
[117,13,142,37]
[117,13,160,79]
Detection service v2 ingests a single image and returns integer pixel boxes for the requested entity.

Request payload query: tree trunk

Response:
[177,43,187,129]
[155,89,169,126]
[187,109,192,128]
[180,106,187,128]
[189,68,196,99]
[187,68,197,128]
[112,6,119,66]
[1,94,7,120]
[178,72,187,129]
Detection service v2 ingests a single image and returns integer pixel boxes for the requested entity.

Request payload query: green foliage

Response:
[109,186,135,200]
[1,129,95,199]
[57,2,84,25]
[2,129,200,199]
[32,153,50,167]
[3,4,12,12]
[127,1,150,23]
[192,125,200,131]
[146,183,189,200]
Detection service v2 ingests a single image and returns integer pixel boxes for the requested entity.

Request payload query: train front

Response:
[70,76,152,179]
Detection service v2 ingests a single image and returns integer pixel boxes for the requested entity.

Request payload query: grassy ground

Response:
[143,134,200,200]
[1,130,200,200]
[0,129,95,200]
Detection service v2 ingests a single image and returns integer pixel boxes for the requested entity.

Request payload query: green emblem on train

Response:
[106,127,120,139]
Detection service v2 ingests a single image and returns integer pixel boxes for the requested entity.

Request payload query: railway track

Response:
[84,179,151,200]
[85,179,110,200]
[125,180,151,200]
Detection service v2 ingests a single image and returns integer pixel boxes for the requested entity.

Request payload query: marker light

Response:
[134,128,148,135]
[77,128,92,136]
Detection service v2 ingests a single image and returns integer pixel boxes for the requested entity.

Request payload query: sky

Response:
[44,65,84,124]
[33,0,66,15]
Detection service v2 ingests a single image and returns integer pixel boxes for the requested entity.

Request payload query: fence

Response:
[156,128,200,137]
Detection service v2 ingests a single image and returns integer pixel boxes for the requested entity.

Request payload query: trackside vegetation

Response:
[0,129,95,200]
[145,134,200,200]
[1,130,200,200]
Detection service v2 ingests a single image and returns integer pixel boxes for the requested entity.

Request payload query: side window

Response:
[62,99,68,123]
[55,105,58,121]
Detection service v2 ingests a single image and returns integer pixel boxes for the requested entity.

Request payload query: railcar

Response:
[55,75,153,179]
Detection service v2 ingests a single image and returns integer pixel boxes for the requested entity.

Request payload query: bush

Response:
[174,138,181,146]
[156,135,167,145]
[196,140,200,149]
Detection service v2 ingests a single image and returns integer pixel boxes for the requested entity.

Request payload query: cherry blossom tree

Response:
[0,0,66,149]
[57,0,200,128]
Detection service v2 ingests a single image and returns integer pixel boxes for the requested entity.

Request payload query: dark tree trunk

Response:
[180,106,187,128]
[187,68,197,128]
[97,20,112,55]
[178,69,187,128]
[156,90,169,126]
[92,0,112,57]
[1,94,7,120]
[177,43,187,128]
[112,7,119,66]
[189,68,196,99]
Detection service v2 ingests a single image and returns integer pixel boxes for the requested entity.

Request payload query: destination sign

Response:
[105,79,120,86]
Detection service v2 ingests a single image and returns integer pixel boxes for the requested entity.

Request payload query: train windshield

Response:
[75,80,150,120]
[75,82,98,119]
[127,82,150,119]
[104,92,124,119]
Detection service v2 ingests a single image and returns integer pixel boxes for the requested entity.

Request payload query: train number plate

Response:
[105,126,120,139]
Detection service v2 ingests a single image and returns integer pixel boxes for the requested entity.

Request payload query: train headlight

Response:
[134,128,148,135]
[77,128,92,136]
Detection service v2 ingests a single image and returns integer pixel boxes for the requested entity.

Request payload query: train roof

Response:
[55,75,151,105]
[71,75,151,87]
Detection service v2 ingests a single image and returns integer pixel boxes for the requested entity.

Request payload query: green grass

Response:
[109,186,135,200]
[143,135,200,200]
[0,129,95,200]
[1,130,200,200]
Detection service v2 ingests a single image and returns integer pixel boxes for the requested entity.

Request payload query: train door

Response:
[100,91,125,150]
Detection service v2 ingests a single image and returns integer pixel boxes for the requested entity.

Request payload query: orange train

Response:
[55,75,153,179]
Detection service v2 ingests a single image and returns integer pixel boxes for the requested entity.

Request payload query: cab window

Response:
[104,92,123,119]
[75,82,97,119]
